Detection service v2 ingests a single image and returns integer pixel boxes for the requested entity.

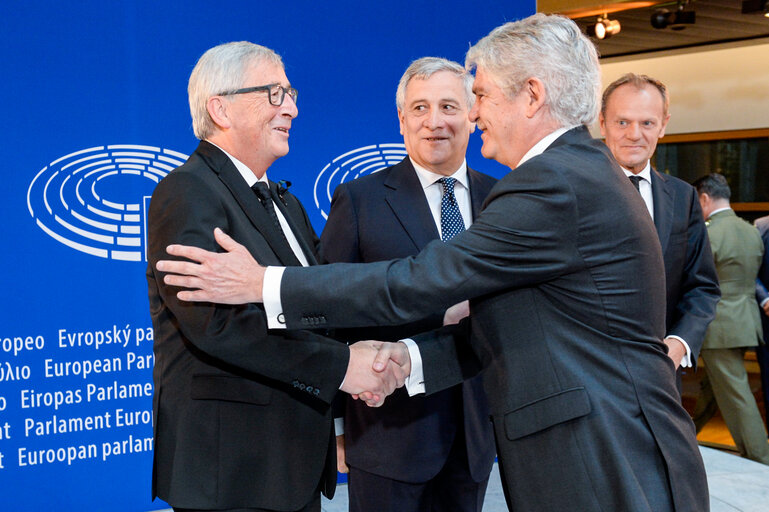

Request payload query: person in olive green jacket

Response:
[692,173,769,465]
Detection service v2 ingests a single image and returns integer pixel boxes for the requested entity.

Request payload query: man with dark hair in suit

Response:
[146,41,404,512]
[691,173,769,465]
[599,73,720,383]
[322,57,496,512]
[157,15,709,511]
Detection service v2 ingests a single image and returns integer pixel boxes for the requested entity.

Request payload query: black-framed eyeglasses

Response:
[218,83,298,106]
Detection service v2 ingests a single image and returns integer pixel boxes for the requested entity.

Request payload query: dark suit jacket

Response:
[146,141,349,510]
[278,127,708,512]
[755,215,769,340]
[319,157,496,483]
[650,169,719,364]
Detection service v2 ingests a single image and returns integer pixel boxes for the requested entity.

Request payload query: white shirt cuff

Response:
[667,335,692,368]
[334,417,344,436]
[761,298,769,308]
[264,266,287,329]
[401,339,426,396]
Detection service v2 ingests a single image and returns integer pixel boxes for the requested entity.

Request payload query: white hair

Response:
[188,41,283,140]
[466,14,601,126]
[395,57,474,111]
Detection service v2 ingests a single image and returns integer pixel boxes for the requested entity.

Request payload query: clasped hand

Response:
[340,341,412,407]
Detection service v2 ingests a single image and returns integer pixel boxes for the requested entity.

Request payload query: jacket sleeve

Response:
[665,187,720,363]
[280,161,582,329]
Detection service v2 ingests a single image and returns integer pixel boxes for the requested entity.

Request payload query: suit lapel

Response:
[650,169,674,253]
[269,182,319,265]
[196,142,301,266]
[467,167,486,220]
[384,158,440,251]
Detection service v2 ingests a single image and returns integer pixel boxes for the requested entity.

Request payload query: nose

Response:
[425,108,443,130]
[468,101,479,123]
[281,93,298,118]
[627,122,641,139]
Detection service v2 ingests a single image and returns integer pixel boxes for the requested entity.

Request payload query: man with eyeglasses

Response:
[146,41,405,512]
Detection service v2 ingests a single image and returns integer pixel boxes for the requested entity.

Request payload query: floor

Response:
[321,447,769,511]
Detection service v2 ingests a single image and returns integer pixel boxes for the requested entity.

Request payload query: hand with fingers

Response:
[341,341,411,407]
[156,227,265,304]
[348,341,412,407]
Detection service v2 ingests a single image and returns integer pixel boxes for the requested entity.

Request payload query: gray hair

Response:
[188,41,284,140]
[395,57,474,111]
[465,13,601,126]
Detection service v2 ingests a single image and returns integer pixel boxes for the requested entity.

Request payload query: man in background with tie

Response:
[320,57,496,512]
[599,73,720,379]
[146,41,403,512]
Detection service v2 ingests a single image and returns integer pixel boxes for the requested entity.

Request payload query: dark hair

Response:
[692,173,731,200]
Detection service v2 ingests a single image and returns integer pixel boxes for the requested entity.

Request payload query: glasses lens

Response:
[288,87,298,104]
[268,84,284,106]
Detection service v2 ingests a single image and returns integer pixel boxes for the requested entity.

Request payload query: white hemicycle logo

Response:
[27,144,188,262]
[314,143,407,219]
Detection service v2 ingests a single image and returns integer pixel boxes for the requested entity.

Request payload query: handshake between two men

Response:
[157,227,431,407]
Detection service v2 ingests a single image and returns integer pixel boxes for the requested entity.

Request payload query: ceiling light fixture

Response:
[651,3,696,30]
[587,16,622,39]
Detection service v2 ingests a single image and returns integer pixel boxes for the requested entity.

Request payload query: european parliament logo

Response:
[27,145,188,262]
[314,143,408,219]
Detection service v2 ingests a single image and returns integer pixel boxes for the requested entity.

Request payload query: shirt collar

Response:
[516,125,578,167]
[708,206,732,219]
[621,161,652,182]
[409,157,469,190]
[206,140,268,186]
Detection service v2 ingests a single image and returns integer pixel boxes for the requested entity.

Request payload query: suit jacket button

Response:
[306,386,314,394]
[313,388,320,396]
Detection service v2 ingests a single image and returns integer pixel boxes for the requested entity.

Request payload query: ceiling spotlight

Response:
[587,16,621,40]
[651,4,696,30]
[741,0,769,17]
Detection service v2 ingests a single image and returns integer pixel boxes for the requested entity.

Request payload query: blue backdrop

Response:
[0,1,532,510]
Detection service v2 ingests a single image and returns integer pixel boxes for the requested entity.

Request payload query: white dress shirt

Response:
[210,142,309,267]
[622,163,654,220]
[410,158,472,237]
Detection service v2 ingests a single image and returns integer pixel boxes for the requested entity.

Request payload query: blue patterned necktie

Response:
[438,177,465,241]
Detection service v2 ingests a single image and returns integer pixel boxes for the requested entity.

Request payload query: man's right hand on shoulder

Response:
[157,227,266,304]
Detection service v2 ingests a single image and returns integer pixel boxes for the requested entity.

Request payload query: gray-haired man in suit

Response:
[321,57,496,512]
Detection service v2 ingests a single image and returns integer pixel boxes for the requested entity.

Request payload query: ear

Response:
[598,112,607,137]
[658,112,671,139]
[524,77,547,118]
[397,108,405,136]
[207,96,232,130]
